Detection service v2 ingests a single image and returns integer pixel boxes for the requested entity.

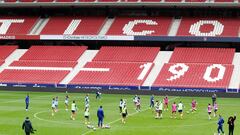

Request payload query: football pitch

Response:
[0,91,239,135]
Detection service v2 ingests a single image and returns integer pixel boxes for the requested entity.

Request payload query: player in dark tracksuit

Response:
[217,115,225,135]
[228,115,236,135]
[97,106,104,128]
[22,117,34,135]
[149,95,154,108]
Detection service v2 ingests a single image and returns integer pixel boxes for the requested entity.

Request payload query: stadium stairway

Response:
[60,50,98,84]
[98,18,115,35]
[228,53,240,92]
[0,49,27,73]
[30,18,49,35]
[168,18,181,36]
[142,51,172,86]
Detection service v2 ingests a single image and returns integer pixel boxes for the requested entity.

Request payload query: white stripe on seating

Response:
[5,67,110,72]
[79,68,110,72]
[6,66,72,71]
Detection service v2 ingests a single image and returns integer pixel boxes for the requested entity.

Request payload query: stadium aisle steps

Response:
[143,51,173,86]
[228,53,240,90]
[0,49,27,73]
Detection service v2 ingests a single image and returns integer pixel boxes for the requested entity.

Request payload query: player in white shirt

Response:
[71,100,77,120]
[65,95,69,111]
[55,96,59,112]
[51,98,56,116]
[177,101,184,119]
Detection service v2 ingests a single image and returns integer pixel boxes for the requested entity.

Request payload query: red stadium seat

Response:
[37,0,54,2]
[98,0,118,1]
[10,60,77,68]
[214,0,234,2]
[4,0,17,2]
[40,17,106,35]
[0,16,38,35]
[56,0,76,2]
[79,0,96,2]
[120,0,139,1]
[19,46,87,61]
[70,62,153,86]
[141,0,161,2]
[169,47,235,64]
[0,60,5,66]
[0,46,18,60]
[164,0,182,2]
[107,17,172,36]
[19,0,35,2]
[0,69,69,84]
[153,63,233,88]
[93,46,160,62]
[177,18,240,37]
[185,0,206,2]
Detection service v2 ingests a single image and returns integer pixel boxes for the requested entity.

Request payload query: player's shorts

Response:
[156,110,160,113]
[72,110,76,113]
[55,105,58,108]
[85,116,89,119]
[122,113,127,118]
[164,103,168,105]
[178,110,183,113]
[119,107,122,112]
[208,112,211,115]
[172,111,176,113]
[214,109,218,112]
[159,110,163,113]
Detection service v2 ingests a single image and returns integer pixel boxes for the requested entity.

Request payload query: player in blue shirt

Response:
[97,106,104,128]
[217,115,225,135]
[150,95,154,109]
[25,94,30,111]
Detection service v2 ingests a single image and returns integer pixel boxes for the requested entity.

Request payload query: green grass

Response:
[0,91,239,135]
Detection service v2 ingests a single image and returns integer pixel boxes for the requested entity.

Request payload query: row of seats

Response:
[70,61,154,86]
[153,63,233,88]
[169,47,235,64]
[92,46,160,62]
[10,60,77,67]
[0,46,18,60]
[40,17,106,35]
[153,48,235,88]
[1,16,239,37]
[3,0,238,2]
[20,46,87,61]
[0,46,236,88]
[0,69,70,84]
[0,46,87,84]
[70,46,158,86]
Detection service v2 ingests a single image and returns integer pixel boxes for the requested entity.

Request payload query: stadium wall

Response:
[0,84,239,98]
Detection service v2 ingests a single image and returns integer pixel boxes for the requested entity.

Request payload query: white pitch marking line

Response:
[81,97,179,135]
[33,110,89,126]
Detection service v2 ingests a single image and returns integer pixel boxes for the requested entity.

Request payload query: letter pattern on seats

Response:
[189,20,224,36]
[167,63,189,81]
[122,20,158,36]
[203,64,226,82]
